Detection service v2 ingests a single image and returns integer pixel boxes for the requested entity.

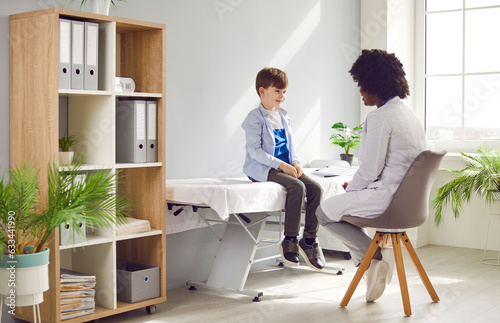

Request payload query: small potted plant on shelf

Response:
[432,145,500,226]
[330,122,363,166]
[0,159,134,306]
[59,133,78,166]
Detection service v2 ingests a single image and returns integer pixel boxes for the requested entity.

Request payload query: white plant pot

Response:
[59,151,74,166]
[92,0,111,15]
[0,247,50,307]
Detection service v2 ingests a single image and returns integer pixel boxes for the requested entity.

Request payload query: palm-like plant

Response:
[432,145,500,226]
[330,122,363,155]
[0,159,134,255]
[59,134,78,152]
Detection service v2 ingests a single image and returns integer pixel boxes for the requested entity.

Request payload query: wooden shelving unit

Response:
[10,8,166,322]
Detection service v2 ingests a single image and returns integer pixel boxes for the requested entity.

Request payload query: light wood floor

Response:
[97,245,500,323]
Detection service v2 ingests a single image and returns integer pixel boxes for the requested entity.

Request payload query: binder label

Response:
[60,22,70,64]
[72,23,84,65]
[86,24,98,66]
[136,102,146,141]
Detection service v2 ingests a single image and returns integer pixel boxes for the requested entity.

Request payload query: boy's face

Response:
[259,86,286,111]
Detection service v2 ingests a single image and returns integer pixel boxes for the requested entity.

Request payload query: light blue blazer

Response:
[241,104,299,182]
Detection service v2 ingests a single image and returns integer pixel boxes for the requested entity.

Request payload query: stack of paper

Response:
[60,269,96,321]
[116,218,151,236]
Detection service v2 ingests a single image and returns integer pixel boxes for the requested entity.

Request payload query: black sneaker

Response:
[280,238,299,266]
[298,238,325,272]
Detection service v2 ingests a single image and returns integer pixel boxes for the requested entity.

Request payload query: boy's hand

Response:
[293,161,303,177]
[279,162,298,178]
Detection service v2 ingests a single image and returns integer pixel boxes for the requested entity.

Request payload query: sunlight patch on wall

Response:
[223,1,322,141]
[269,1,321,68]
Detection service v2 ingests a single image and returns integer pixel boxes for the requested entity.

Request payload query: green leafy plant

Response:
[433,145,500,226]
[0,159,135,255]
[59,133,78,152]
[330,122,363,155]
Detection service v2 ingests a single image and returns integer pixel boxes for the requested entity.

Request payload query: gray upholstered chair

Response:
[340,150,446,316]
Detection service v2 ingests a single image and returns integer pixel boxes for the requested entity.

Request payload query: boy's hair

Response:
[255,67,288,96]
[349,49,410,100]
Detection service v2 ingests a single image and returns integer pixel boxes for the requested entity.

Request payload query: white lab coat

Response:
[320,97,426,221]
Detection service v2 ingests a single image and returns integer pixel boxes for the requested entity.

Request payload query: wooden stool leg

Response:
[392,233,412,316]
[400,232,440,302]
[340,232,386,307]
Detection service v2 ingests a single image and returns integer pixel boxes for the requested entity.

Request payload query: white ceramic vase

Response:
[92,0,111,15]
[59,151,74,166]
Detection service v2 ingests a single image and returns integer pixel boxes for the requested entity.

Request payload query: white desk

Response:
[165,169,353,300]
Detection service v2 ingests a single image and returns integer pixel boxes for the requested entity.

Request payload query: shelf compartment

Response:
[68,95,115,165]
[60,242,117,310]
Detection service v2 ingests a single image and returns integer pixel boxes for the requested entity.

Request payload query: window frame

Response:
[415,0,500,153]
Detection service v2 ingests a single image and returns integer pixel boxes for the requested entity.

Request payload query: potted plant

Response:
[75,0,127,15]
[59,133,78,166]
[0,159,134,306]
[330,122,363,166]
[432,145,500,225]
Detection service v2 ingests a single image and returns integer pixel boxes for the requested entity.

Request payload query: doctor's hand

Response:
[279,162,298,178]
[342,182,349,190]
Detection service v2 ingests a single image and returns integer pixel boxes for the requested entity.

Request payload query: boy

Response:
[241,67,324,271]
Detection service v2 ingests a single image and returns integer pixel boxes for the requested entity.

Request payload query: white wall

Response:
[0,0,361,180]
[162,0,361,179]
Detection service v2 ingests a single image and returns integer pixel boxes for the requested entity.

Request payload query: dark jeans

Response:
[267,169,323,238]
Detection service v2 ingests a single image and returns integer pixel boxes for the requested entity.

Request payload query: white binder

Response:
[116,100,147,163]
[71,20,84,89]
[84,22,99,90]
[60,174,87,246]
[59,19,71,89]
[146,101,158,162]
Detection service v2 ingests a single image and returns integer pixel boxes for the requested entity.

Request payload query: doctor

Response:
[316,49,426,302]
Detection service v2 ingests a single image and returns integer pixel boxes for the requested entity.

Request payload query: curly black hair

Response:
[349,49,409,101]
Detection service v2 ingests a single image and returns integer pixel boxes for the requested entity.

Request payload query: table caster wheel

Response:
[189,285,197,290]
[252,296,261,302]
[146,305,156,314]
[343,252,352,260]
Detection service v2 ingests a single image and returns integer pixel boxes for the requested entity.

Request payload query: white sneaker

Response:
[365,259,389,302]
[380,247,395,284]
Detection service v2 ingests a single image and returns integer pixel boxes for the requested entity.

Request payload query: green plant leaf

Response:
[330,122,363,154]
[432,145,500,226]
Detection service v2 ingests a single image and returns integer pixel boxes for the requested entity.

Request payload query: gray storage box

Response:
[116,261,160,303]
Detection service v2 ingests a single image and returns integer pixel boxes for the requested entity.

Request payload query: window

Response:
[421,0,500,151]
